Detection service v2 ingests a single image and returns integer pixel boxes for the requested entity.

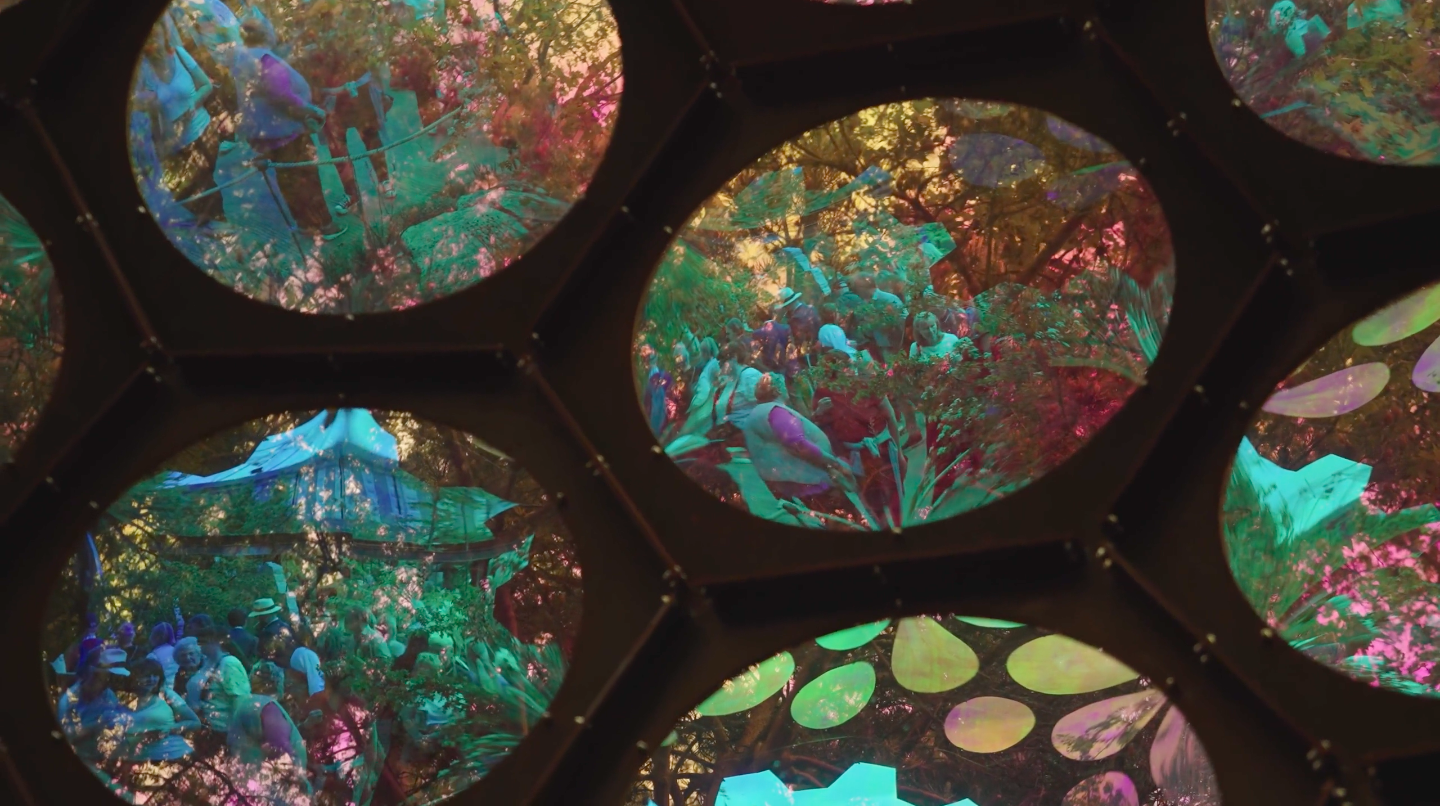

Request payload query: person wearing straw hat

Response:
[58,647,132,765]
[250,596,296,650]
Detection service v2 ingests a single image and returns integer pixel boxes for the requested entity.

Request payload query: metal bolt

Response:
[894,598,903,608]
[1095,546,1107,558]
[620,205,630,215]
[651,445,663,455]
[663,226,673,234]
[1178,112,1188,120]
[1193,643,1205,653]
[1260,627,1276,639]
[1194,385,1205,394]
[1261,223,1274,235]
[1334,788,1347,798]
[890,525,902,536]
[344,313,355,322]
[50,730,62,740]
[574,715,586,725]
[637,740,649,751]
[1198,653,1209,663]
[1206,633,1217,644]
[1320,739,1331,751]
[1083,20,1094,30]
[1231,98,1243,107]
[1312,760,1323,770]
[1307,749,1319,761]
[1106,513,1119,524]
[1164,676,1175,687]
[1239,401,1249,410]
[138,205,147,213]
[88,501,98,510]
[709,82,717,89]
[661,594,674,605]
[1102,558,1113,569]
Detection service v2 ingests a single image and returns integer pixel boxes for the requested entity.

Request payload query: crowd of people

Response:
[50,595,484,804]
[130,0,449,241]
[641,268,984,527]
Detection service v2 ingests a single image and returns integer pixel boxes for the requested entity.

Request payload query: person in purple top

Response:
[230,19,346,240]
[741,374,855,503]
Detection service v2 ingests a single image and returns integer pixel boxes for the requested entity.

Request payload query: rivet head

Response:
[1231,98,1243,107]
[1320,739,1331,751]
[1106,513,1119,524]
[344,313,355,322]
[1095,546,1107,558]
[1194,385,1205,394]
[574,715,586,725]
[650,445,663,455]
[661,594,674,605]
[637,740,649,751]
[1102,558,1113,569]
[1334,788,1347,798]
[1206,633,1217,644]
[1260,627,1276,639]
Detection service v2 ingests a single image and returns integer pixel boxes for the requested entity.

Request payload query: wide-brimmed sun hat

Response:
[775,287,803,310]
[93,647,130,676]
[248,598,283,618]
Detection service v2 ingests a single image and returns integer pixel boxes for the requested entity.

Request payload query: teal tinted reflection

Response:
[1209,0,1440,164]
[1224,284,1440,697]
[129,0,620,314]
[628,617,1220,805]
[0,193,63,462]
[43,410,581,805]
[635,100,1175,531]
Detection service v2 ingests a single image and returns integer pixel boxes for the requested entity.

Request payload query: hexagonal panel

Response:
[634,99,1175,531]
[128,0,621,313]
[42,409,580,804]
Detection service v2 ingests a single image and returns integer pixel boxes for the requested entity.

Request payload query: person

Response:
[345,607,394,661]
[390,630,431,673]
[229,18,348,240]
[290,0,398,216]
[260,624,328,708]
[58,648,132,766]
[170,636,204,698]
[301,672,380,805]
[753,297,793,374]
[186,624,252,738]
[227,607,260,667]
[111,622,139,663]
[118,658,200,763]
[715,341,765,429]
[839,272,907,362]
[674,337,722,440]
[741,374,856,503]
[228,666,312,800]
[641,344,674,437]
[1269,1,1332,58]
[810,324,903,520]
[909,311,962,361]
[133,21,225,224]
[250,597,296,651]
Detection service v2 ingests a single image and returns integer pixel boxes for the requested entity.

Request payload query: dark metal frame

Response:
[0,0,1437,802]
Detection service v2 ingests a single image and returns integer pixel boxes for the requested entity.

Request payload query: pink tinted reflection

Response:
[1150,706,1222,806]
[1062,771,1139,806]
[1262,363,1390,417]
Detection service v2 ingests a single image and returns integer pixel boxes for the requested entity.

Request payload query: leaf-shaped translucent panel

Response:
[1353,284,1440,346]
[1063,772,1140,806]
[126,0,621,314]
[42,410,582,806]
[695,652,796,716]
[890,616,979,693]
[956,616,1025,629]
[815,620,889,650]
[790,661,876,729]
[635,99,1175,532]
[631,618,1219,806]
[1150,707,1222,806]
[0,194,63,462]
[1261,363,1390,417]
[1050,689,1168,761]
[1207,0,1440,166]
[944,696,1036,753]
[1414,333,1440,392]
[1007,635,1139,694]
[1226,291,1440,697]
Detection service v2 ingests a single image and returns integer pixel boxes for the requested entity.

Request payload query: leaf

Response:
[1352,282,1440,345]
[815,620,890,651]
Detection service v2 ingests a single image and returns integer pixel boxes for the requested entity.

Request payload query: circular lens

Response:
[1226,282,1440,696]
[635,99,1174,531]
[43,409,581,804]
[128,0,621,313]
[628,616,1220,805]
[1208,0,1440,165]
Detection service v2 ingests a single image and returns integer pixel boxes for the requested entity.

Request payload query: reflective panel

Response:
[635,100,1174,531]
[1208,0,1440,165]
[626,617,1220,805]
[1225,282,1440,697]
[129,0,621,314]
[42,409,581,804]
[0,193,63,462]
